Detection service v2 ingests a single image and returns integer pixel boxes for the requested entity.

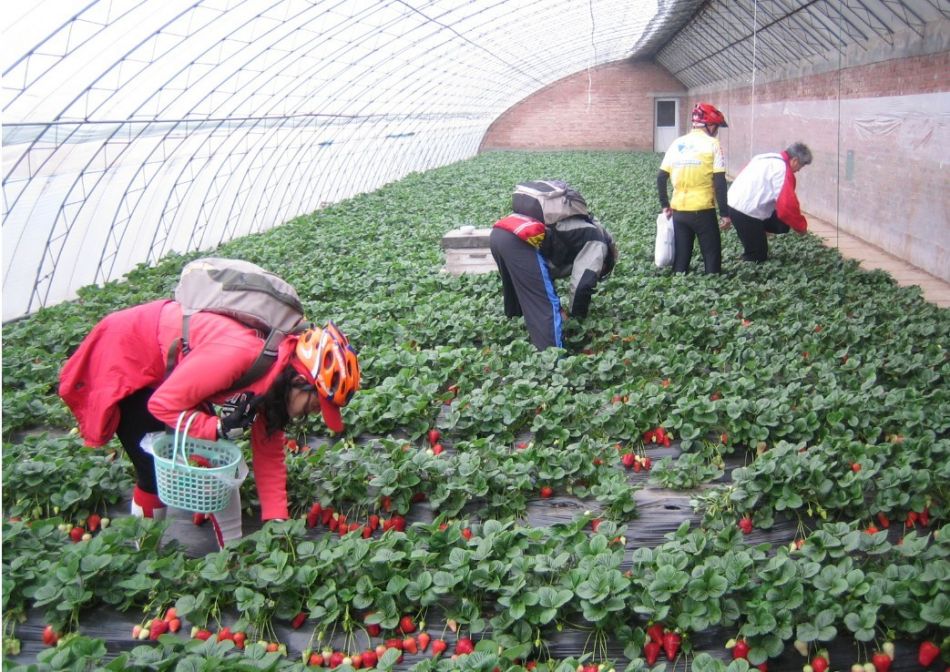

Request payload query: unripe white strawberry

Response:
[882,642,894,659]
[863,663,875,672]
[99,517,111,529]
[794,640,809,657]
[850,664,864,672]
[726,638,737,649]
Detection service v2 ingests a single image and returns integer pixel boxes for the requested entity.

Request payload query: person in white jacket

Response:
[726,143,813,262]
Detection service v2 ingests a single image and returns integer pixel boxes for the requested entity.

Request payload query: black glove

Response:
[217,392,258,439]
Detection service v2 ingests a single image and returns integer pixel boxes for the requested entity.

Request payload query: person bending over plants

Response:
[726,142,813,262]
[490,184,618,350]
[59,299,360,547]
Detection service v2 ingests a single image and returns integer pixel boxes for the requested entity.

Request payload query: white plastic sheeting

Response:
[2,0,661,321]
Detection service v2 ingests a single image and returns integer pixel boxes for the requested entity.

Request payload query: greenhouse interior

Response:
[2,0,949,670]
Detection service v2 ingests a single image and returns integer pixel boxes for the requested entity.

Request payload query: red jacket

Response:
[59,299,297,519]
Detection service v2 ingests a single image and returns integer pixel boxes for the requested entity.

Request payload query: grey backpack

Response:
[168,257,305,391]
[512,180,590,225]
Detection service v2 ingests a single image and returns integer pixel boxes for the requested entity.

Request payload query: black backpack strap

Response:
[163,315,193,380]
[228,329,284,392]
[165,317,288,393]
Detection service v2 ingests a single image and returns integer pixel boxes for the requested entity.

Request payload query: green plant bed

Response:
[3,151,948,670]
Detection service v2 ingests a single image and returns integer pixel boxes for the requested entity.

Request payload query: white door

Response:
[654,98,680,153]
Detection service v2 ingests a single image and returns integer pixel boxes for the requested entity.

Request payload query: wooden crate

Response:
[441,227,497,275]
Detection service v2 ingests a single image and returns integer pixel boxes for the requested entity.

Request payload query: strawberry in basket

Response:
[188,454,213,468]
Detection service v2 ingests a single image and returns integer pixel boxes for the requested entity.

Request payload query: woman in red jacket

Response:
[59,299,360,545]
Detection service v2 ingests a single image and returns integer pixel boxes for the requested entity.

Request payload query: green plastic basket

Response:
[151,413,244,513]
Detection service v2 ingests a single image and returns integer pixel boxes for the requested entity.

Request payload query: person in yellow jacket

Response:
[656,103,731,274]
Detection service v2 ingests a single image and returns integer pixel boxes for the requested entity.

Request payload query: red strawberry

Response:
[431,639,448,656]
[386,638,404,650]
[292,611,307,629]
[641,456,652,470]
[851,462,861,472]
[362,525,373,539]
[368,514,380,531]
[42,625,59,646]
[866,525,879,534]
[455,637,475,655]
[193,512,208,526]
[738,517,754,534]
[811,655,829,672]
[540,486,554,499]
[633,460,642,473]
[168,618,181,633]
[193,628,212,641]
[461,527,473,540]
[149,618,168,640]
[591,518,603,532]
[399,615,416,634]
[321,507,334,525]
[662,630,681,660]
[646,623,665,644]
[732,639,750,660]
[309,653,325,667]
[906,511,919,528]
[86,513,102,532]
[329,651,345,667]
[392,516,407,532]
[351,654,364,669]
[69,526,84,543]
[362,650,378,668]
[621,453,636,469]
[266,642,279,653]
[876,512,890,528]
[919,507,930,526]
[188,454,212,468]
[417,632,431,652]
[871,652,892,672]
[427,429,441,445]
[365,622,381,637]
[380,496,392,513]
[644,641,661,665]
[232,632,246,649]
[216,626,232,642]
[402,637,418,654]
[918,641,939,667]
[432,444,444,456]
[757,663,768,671]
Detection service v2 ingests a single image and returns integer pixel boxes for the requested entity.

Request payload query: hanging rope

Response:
[750,0,758,154]
[587,0,596,111]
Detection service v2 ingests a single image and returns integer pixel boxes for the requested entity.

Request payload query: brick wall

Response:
[696,48,950,282]
[479,60,686,152]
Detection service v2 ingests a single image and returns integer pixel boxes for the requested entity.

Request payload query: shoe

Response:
[131,486,167,519]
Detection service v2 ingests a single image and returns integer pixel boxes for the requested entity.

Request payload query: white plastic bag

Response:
[654,212,674,268]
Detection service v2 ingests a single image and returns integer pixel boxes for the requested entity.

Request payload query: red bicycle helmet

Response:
[294,322,360,431]
[691,102,728,128]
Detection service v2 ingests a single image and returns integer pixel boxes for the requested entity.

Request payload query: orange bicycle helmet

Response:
[691,102,728,128]
[294,322,360,431]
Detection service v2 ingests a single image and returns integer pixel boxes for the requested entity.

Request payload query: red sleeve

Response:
[250,419,289,520]
[776,170,808,233]
[147,340,260,440]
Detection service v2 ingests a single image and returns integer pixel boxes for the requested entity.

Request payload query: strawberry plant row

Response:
[3,150,948,669]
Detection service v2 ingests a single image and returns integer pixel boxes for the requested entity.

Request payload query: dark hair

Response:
[258,364,313,434]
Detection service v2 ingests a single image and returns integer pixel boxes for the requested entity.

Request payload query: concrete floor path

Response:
[807,217,950,309]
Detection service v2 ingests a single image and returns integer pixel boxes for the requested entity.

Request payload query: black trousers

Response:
[672,209,721,274]
[115,388,165,493]
[729,207,790,262]
[489,227,563,350]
